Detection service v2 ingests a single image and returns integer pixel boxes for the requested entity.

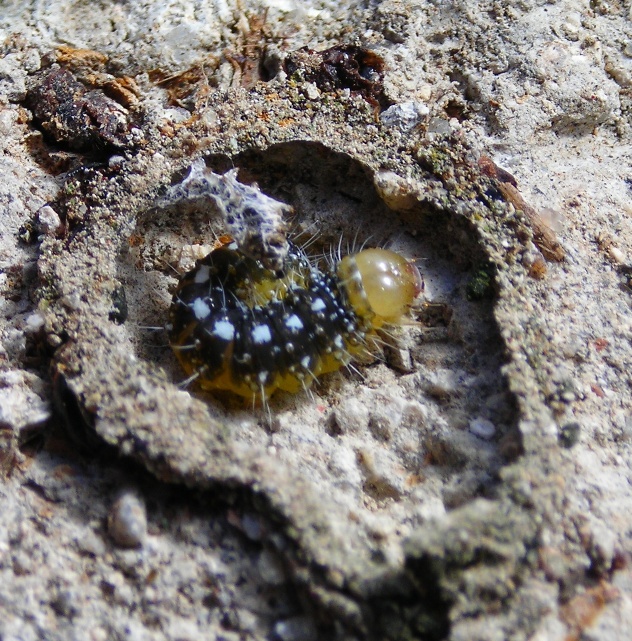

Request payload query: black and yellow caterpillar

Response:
[168,238,422,400]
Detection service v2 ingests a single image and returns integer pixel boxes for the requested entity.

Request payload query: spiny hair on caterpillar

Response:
[167,236,423,401]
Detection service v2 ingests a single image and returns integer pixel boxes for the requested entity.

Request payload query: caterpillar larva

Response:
[167,238,422,400]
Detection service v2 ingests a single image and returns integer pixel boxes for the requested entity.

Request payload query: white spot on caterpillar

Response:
[285,314,303,331]
[194,265,211,283]
[252,324,272,344]
[311,298,326,312]
[192,298,211,320]
[212,320,235,341]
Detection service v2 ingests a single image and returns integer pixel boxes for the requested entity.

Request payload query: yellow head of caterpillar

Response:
[337,248,423,328]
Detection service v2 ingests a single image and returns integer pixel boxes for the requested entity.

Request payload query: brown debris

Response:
[478,154,518,187]
[54,46,140,107]
[560,582,620,641]
[26,65,138,152]
[525,253,548,279]
[55,45,108,72]
[284,45,388,109]
[225,11,278,88]
[479,155,565,262]
[149,63,218,110]
[99,76,141,109]
[499,181,566,262]
[593,337,609,352]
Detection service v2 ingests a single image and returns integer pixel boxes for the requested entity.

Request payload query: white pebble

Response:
[24,312,45,333]
[425,368,465,398]
[469,417,496,440]
[380,101,429,131]
[608,245,626,265]
[273,617,318,641]
[37,205,62,235]
[0,370,51,432]
[303,82,320,100]
[107,491,147,548]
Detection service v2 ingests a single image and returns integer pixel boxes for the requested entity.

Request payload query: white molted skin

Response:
[157,159,291,271]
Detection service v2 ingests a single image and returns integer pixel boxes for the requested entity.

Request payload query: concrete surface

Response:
[1,1,631,639]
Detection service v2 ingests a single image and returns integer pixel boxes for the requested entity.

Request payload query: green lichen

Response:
[466,266,494,300]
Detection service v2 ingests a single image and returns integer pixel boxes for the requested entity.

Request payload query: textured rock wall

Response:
[1,1,631,640]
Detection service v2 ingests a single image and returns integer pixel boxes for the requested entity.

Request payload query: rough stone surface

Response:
[1,1,631,640]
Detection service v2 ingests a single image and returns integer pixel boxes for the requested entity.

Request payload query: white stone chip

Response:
[469,417,497,440]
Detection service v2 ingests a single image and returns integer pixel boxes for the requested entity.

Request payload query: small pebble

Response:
[273,617,318,641]
[383,341,414,373]
[558,422,581,448]
[469,417,496,440]
[241,513,263,541]
[303,82,320,100]
[178,243,214,271]
[107,491,147,548]
[380,101,429,131]
[257,549,286,586]
[373,170,420,213]
[24,312,45,333]
[608,245,627,265]
[108,155,126,169]
[0,370,51,433]
[37,205,62,235]
[424,368,464,398]
[427,117,451,135]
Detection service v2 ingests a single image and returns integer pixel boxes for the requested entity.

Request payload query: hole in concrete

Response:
[120,141,517,558]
